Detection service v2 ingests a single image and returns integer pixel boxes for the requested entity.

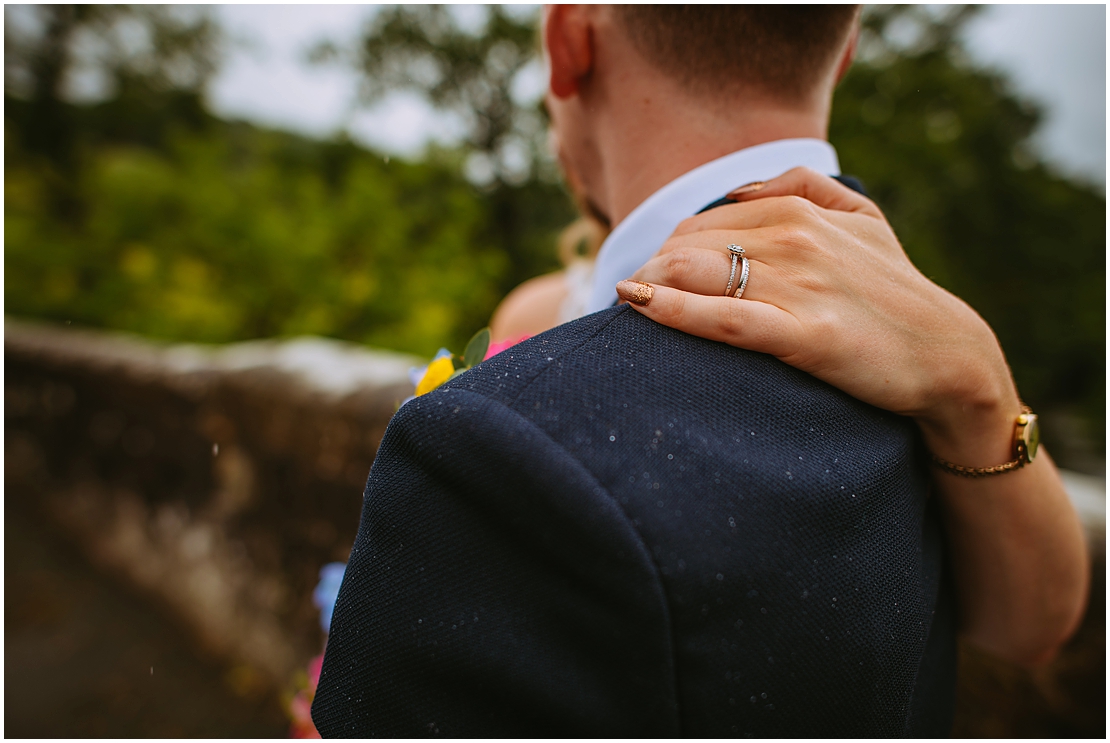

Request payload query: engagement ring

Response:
[724,244,750,299]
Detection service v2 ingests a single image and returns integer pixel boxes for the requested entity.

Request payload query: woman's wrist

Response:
[914,324,1024,468]
[916,396,1023,471]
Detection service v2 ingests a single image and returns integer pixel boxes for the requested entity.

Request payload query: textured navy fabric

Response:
[312,305,956,737]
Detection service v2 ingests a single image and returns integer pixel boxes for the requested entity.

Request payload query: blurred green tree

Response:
[312,4,547,184]
[311,5,573,310]
[5,5,570,354]
[5,5,220,168]
[5,117,508,353]
[5,3,221,228]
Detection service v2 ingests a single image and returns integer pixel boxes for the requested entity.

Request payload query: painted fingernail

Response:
[616,280,654,306]
[726,181,766,200]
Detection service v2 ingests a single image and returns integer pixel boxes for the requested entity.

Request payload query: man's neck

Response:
[581,77,834,228]
[597,105,828,227]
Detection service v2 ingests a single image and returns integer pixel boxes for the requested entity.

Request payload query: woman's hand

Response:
[618,167,1018,467]
[617,167,1089,666]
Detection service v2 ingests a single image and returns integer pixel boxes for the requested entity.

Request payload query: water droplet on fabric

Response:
[716,573,724,581]
[609,435,616,442]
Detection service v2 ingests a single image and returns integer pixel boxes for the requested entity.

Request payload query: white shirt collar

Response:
[586,138,840,312]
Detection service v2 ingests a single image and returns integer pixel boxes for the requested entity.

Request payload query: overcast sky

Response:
[206,4,1106,188]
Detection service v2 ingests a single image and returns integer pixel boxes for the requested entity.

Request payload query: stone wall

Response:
[6,317,416,689]
[5,317,1105,735]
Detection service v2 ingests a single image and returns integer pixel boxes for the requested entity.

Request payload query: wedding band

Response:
[733,254,750,299]
[723,244,744,296]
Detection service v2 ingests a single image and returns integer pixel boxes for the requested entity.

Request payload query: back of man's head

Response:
[614,5,860,105]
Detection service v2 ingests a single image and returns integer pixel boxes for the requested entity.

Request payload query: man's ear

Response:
[834,24,860,85]
[544,5,593,99]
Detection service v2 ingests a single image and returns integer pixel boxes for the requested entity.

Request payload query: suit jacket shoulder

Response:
[313,306,955,737]
[313,356,682,735]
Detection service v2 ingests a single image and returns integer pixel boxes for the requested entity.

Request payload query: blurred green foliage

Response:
[5,96,571,353]
[4,6,1104,453]
[5,4,573,357]
[311,4,547,185]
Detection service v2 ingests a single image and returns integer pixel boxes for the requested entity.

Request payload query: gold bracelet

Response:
[930,406,1039,478]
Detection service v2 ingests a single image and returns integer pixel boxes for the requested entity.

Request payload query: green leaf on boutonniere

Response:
[448,368,468,381]
[463,327,491,369]
[450,355,466,371]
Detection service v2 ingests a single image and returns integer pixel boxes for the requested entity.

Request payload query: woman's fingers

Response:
[615,281,803,359]
[674,196,818,234]
[630,247,796,303]
[672,167,882,236]
[629,247,726,295]
[729,166,882,215]
[655,224,838,266]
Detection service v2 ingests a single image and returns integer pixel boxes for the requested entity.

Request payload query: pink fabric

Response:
[308,654,323,687]
[289,691,320,738]
[289,654,325,738]
[485,334,531,360]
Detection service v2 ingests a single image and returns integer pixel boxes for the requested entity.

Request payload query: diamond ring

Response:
[723,244,749,299]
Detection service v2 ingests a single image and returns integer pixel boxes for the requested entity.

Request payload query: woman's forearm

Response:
[925,424,1088,666]
[912,325,1089,666]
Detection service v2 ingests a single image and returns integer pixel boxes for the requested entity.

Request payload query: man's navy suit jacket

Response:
[312,304,957,737]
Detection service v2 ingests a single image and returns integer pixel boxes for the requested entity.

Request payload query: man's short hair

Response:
[615,5,860,103]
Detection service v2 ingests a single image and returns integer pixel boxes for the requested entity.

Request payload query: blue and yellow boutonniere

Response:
[410,327,491,398]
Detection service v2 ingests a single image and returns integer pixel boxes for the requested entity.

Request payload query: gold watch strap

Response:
[929,453,1026,478]
[929,406,1035,478]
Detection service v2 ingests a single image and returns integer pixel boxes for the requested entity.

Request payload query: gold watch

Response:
[930,406,1039,478]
